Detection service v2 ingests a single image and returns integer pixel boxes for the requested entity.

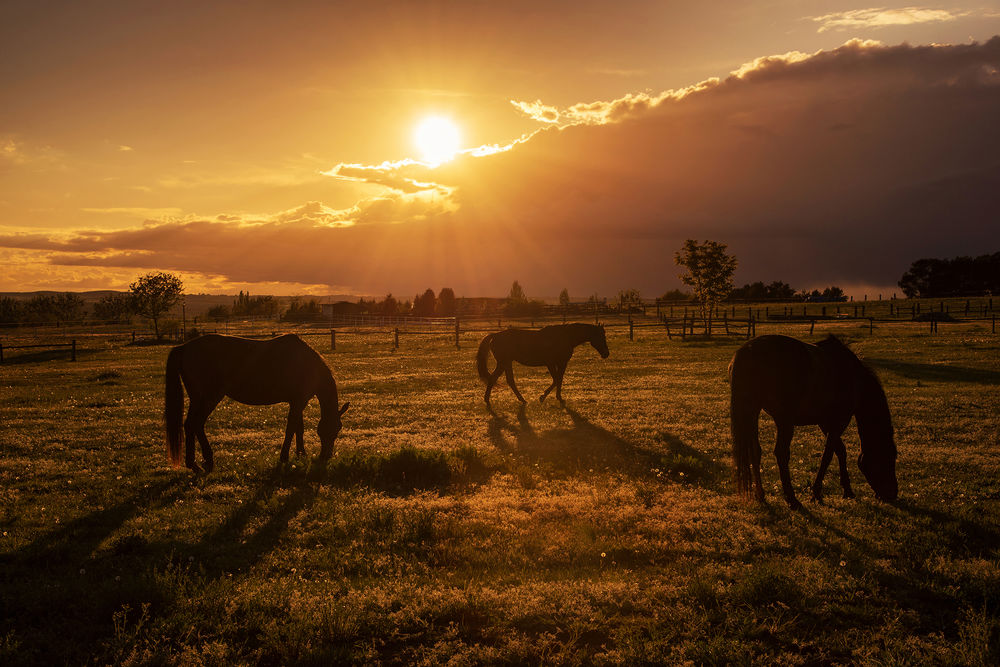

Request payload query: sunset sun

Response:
[413,115,461,165]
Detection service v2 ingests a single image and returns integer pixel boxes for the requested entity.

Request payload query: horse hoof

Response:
[189,463,204,474]
[787,499,803,510]
[843,489,856,499]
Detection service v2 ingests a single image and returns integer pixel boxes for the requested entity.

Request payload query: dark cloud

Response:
[5,38,999,296]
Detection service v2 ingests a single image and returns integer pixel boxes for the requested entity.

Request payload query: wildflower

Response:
[115,575,121,582]
[79,568,86,575]
[601,552,606,558]
[839,560,846,567]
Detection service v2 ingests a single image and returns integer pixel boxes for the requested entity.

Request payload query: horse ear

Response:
[339,402,350,416]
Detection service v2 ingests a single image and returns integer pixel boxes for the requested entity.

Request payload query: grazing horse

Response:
[476,323,610,406]
[729,334,897,509]
[164,334,349,473]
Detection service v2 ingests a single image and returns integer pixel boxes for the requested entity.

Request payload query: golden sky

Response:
[2,1,999,297]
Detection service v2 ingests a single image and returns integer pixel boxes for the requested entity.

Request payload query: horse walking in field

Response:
[729,334,897,509]
[164,334,350,473]
[476,323,610,406]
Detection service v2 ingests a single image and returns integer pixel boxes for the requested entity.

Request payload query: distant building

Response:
[321,301,363,319]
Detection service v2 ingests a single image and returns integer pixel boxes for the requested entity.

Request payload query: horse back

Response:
[178,334,328,405]
[730,335,854,425]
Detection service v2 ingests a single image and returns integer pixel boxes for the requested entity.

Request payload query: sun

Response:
[413,116,461,165]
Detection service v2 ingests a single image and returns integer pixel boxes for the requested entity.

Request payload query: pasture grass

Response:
[1,321,998,664]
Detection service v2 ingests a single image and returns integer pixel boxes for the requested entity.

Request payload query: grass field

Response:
[1,321,998,664]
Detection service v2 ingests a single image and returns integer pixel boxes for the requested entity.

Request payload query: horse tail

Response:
[729,356,756,499]
[476,333,497,383]
[164,345,185,468]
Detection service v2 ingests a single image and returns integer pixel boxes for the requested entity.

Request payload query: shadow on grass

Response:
[867,357,1000,386]
[0,346,101,365]
[486,404,724,488]
[0,477,187,663]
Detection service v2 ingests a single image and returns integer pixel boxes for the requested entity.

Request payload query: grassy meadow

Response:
[1,320,998,664]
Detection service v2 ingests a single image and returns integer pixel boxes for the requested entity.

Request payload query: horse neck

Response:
[567,324,597,348]
[314,370,340,416]
[854,370,892,449]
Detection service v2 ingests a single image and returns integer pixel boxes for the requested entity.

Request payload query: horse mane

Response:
[818,335,893,449]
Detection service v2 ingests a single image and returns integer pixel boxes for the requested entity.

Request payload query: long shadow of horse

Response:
[866,357,1000,386]
[749,497,1000,635]
[487,405,726,489]
[0,477,187,660]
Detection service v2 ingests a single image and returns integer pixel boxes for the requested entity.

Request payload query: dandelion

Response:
[839,560,846,567]
[601,552,606,558]
[115,575,121,582]
[79,568,86,575]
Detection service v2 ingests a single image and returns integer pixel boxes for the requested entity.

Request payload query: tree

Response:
[436,287,456,316]
[508,280,526,305]
[617,288,642,313]
[674,239,738,327]
[558,288,571,308]
[412,288,436,317]
[898,252,1000,297]
[206,304,230,321]
[130,272,183,338]
[94,293,135,323]
[380,293,399,316]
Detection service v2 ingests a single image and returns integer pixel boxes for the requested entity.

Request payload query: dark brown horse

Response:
[476,323,609,406]
[164,334,349,472]
[729,334,897,509]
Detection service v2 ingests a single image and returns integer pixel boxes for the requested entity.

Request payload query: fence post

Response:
[71,339,76,362]
[132,331,136,343]
[809,319,815,335]
[869,318,873,336]
[0,343,3,363]
[629,318,634,341]
[993,314,996,333]
[455,317,460,349]
[394,327,399,350]
[330,329,336,351]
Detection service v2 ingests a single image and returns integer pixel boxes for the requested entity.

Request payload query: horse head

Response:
[858,446,898,501]
[317,401,350,459]
[856,389,898,501]
[591,325,610,358]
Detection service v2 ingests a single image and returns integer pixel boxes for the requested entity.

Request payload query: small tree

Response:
[558,288,571,308]
[380,293,399,316]
[508,280,526,305]
[412,288,436,317]
[437,287,456,316]
[94,293,135,323]
[206,304,230,321]
[674,239,737,330]
[617,288,642,313]
[130,272,183,339]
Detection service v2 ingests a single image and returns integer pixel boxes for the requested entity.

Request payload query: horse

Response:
[164,334,349,473]
[476,323,610,406]
[729,334,897,509]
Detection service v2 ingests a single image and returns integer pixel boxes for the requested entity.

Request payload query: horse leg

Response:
[184,399,212,474]
[553,361,568,404]
[280,404,304,462]
[774,422,801,509]
[484,366,503,405]
[504,363,527,404]
[539,363,558,403]
[831,435,855,498]
[811,435,836,503]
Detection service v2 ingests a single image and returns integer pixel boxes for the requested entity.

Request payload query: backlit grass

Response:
[1,321,998,664]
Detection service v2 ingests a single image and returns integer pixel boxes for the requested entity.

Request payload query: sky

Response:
[1,1,999,299]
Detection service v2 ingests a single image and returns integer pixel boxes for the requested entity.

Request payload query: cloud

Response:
[811,7,966,33]
[81,207,184,218]
[2,38,999,296]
